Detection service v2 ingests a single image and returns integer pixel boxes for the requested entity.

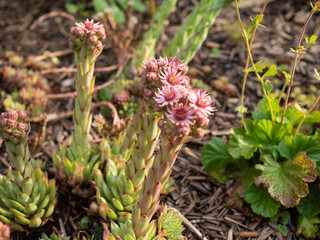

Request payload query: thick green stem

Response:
[126,99,161,196]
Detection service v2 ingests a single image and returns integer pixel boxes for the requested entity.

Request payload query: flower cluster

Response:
[141,57,216,138]
[0,109,29,144]
[70,19,106,52]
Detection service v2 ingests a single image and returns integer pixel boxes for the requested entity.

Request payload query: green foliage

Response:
[163,0,234,64]
[131,0,177,68]
[244,184,280,218]
[158,210,184,240]
[201,3,320,236]
[255,153,316,208]
[93,0,146,24]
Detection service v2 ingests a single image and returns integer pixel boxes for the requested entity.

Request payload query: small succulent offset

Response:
[53,19,106,187]
[0,110,56,231]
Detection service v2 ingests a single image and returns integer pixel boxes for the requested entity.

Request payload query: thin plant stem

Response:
[280,9,316,125]
[277,23,320,111]
[294,94,320,135]
[235,0,275,122]
[239,0,269,129]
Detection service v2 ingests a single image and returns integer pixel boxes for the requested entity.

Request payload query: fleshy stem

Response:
[235,0,275,122]
[238,0,269,129]
[280,8,316,125]
[70,20,106,154]
[132,133,182,238]
[294,93,320,135]
[125,100,161,195]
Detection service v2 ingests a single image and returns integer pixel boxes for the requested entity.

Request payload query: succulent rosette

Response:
[53,19,106,186]
[0,110,56,232]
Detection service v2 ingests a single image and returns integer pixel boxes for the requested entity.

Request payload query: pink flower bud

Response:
[88,34,98,44]
[7,119,17,128]
[195,128,205,138]
[146,72,157,82]
[145,60,158,72]
[1,118,7,127]
[12,130,21,138]
[173,124,190,136]
[17,110,28,121]
[96,28,106,40]
[7,109,18,120]
[158,119,167,129]
[17,122,27,131]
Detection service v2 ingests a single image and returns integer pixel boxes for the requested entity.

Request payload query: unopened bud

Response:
[88,34,98,44]
[17,110,28,121]
[17,122,27,131]
[145,60,158,72]
[7,119,17,128]
[158,119,167,129]
[146,72,157,82]
[7,110,18,120]
[195,128,204,138]
[96,28,106,40]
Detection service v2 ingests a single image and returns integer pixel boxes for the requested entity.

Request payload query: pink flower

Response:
[76,19,104,34]
[188,89,216,116]
[159,66,183,86]
[154,86,184,107]
[166,103,194,126]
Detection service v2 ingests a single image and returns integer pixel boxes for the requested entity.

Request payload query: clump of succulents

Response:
[0,110,56,231]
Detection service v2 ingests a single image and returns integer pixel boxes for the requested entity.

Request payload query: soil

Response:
[1,0,319,239]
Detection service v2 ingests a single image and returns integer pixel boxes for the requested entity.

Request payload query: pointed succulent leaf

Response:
[244,184,280,218]
[28,217,42,228]
[14,215,30,225]
[255,153,317,208]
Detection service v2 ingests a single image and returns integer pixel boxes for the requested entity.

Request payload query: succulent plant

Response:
[0,110,56,231]
[53,19,106,186]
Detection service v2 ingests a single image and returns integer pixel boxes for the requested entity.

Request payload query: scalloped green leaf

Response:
[227,127,257,159]
[297,215,320,239]
[278,135,320,164]
[249,120,288,149]
[297,182,320,218]
[201,138,234,172]
[255,153,317,208]
[244,184,280,218]
[252,95,279,121]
